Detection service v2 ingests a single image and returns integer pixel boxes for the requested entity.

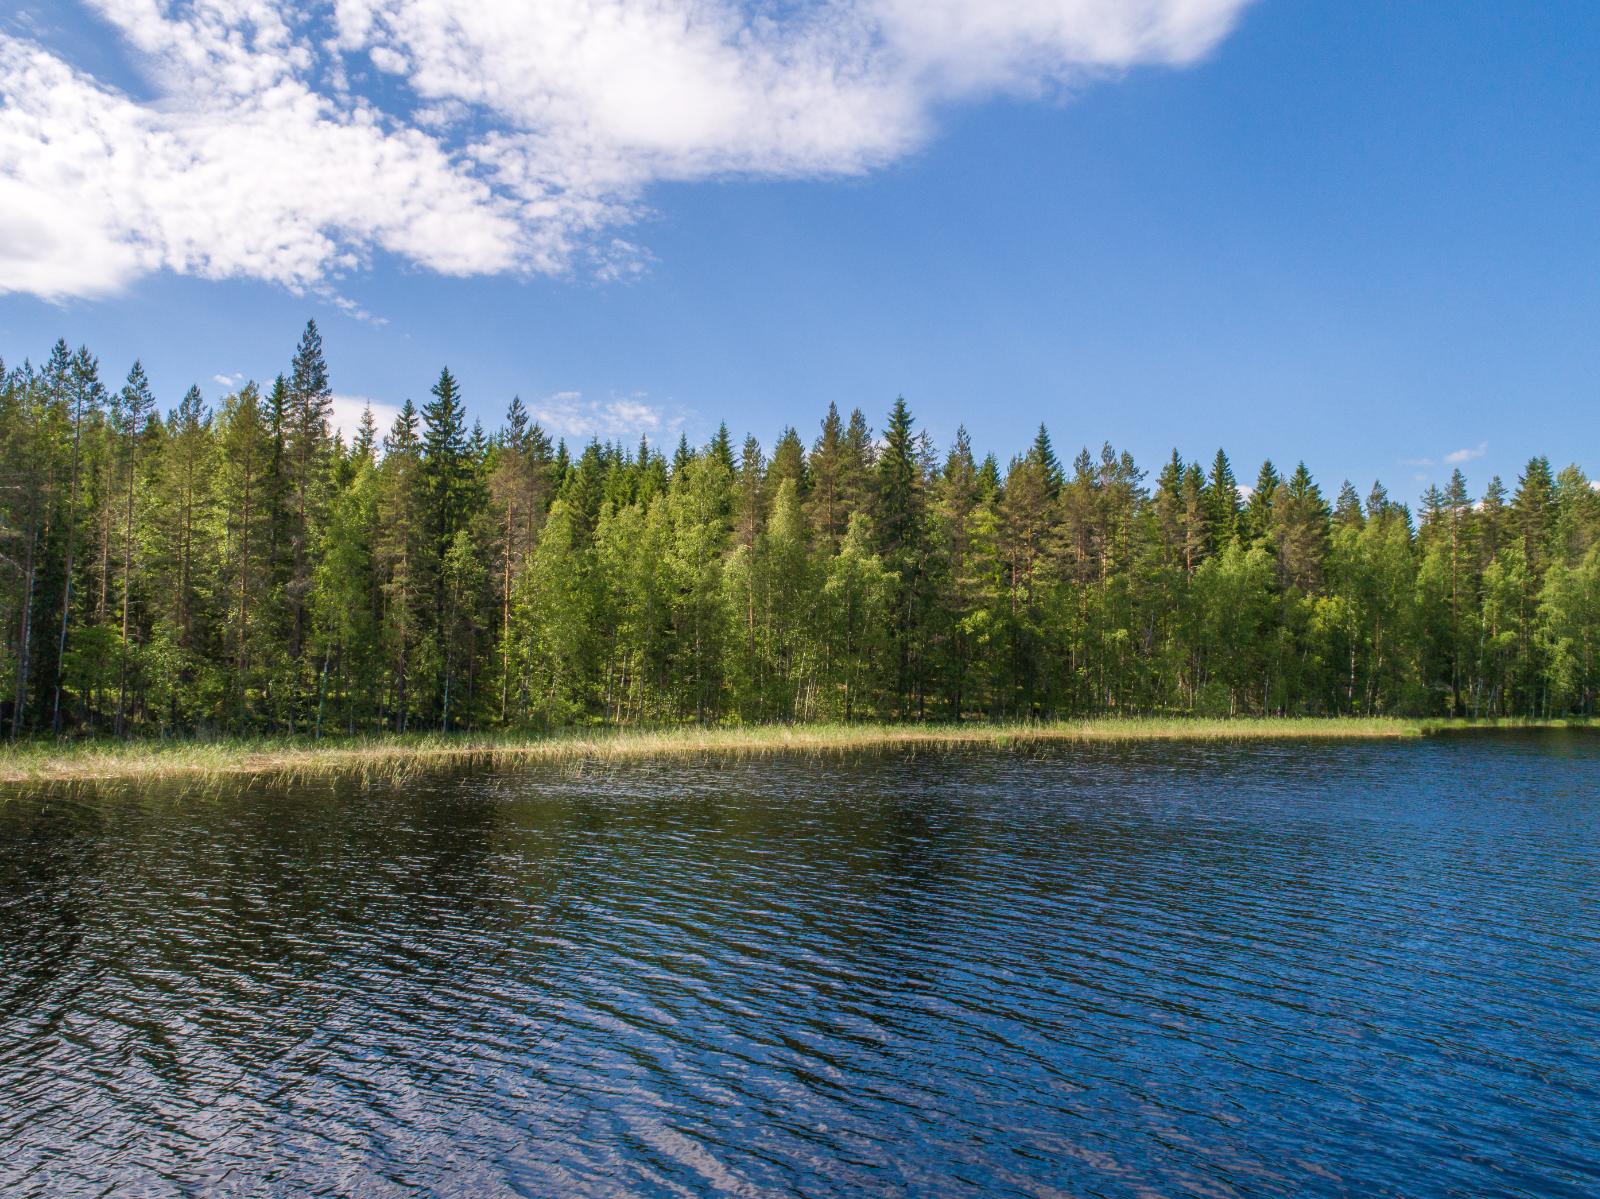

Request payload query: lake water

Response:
[2,733,1598,1197]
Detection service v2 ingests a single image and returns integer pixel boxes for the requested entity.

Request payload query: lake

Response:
[2,733,1597,1197]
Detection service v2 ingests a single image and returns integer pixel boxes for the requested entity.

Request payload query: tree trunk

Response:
[52,389,86,733]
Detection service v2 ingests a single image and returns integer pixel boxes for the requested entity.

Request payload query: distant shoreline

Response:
[0,718,1588,788]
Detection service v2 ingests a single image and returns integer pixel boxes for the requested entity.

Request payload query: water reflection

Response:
[2,733,1598,1197]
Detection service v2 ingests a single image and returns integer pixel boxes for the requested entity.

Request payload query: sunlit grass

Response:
[1,716,1586,788]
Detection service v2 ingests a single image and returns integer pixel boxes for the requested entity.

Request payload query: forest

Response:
[1,321,1597,740]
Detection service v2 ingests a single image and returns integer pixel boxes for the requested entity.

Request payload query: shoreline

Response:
[0,717,1587,788]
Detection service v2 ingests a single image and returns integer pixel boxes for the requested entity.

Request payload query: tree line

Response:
[2,321,1596,739]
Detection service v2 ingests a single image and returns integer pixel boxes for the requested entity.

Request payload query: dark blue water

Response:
[2,732,1598,1197]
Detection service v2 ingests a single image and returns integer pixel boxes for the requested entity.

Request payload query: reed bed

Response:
[4,716,1575,788]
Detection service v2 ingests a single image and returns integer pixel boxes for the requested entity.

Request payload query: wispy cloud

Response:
[211,371,244,388]
[0,0,1255,301]
[329,393,400,443]
[1402,442,1488,473]
[1443,442,1488,465]
[531,391,687,443]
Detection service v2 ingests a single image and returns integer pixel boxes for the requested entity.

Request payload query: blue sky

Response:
[1,0,1596,500]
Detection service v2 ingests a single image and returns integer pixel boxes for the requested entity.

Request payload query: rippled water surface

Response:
[3,733,1599,1197]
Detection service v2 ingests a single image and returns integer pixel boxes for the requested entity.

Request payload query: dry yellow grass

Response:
[0,716,1480,788]
[0,716,1585,789]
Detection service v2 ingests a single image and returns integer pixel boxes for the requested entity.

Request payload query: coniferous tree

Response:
[1244,460,1280,546]
[1205,449,1241,552]
[1274,463,1331,593]
[875,397,930,713]
[1334,481,1364,530]
[375,399,429,730]
[4,327,1597,734]
[736,434,766,550]
[808,403,849,547]
[49,347,104,729]
[286,322,333,672]
[767,427,807,510]
[1513,457,1558,579]
[113,361,156,735]
[214,383,271,724]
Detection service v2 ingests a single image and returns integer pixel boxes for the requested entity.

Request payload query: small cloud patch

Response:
[1444,443,1488,465]
[329,393,400,444]
[532,391,689,443]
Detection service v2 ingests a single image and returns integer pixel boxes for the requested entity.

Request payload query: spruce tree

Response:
[1244,460,1280,546]
[1334,481,1364,529]
[1204,449,1241,551]
[1030,424,1063,497]
[766,427,807,509]
[1512,456,1558,577]
[1273,463,1331,592]
[808,403,848,546]
[215,382,270,723]
[51,346,102,730]
[736,434,766,549]
[113,361,156,736]
[5,325,1600,732]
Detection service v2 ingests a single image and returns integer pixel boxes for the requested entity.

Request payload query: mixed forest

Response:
[1,322,1597,740]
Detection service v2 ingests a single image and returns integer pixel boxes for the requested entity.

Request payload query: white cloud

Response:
[329,392,400,442]
[0,0,1253,300]
[212,371,244,387]
[1443,442,1488,465]
[531,390,686,442]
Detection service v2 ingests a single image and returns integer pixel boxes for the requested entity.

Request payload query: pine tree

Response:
[1432,474,1468,682]
[808,402,848,546]
[285,321,333,670]
[1365,480,1392,522]
[158,385,214,666]
[353,403,377,462]
[875,397,930,712]
[489,395,554,721]
[1030,424,1063,497]
[1478,476,1509,564]
[999,446,1057,711]
[735,434,766,549]
[113,361,156,735]
[1512,456,1558,578]
[1334,481,1364,530]
[1155,450,1187,569]
[766,426,807,511]
[932,427,981,716]
[51,346,103,729]
[708,423,736,476]
[1244,460,1280,546]
[671,433,693,481]
[1273,463,1331,592]
[418,367,476,723]
[6,326,1600,734]
[1181,463,1208,574]
[214,382,271,724]
[421,367,469,547]
[374,399,430,730]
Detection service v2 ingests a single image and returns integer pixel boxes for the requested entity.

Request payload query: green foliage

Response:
[1,330,1595,738]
